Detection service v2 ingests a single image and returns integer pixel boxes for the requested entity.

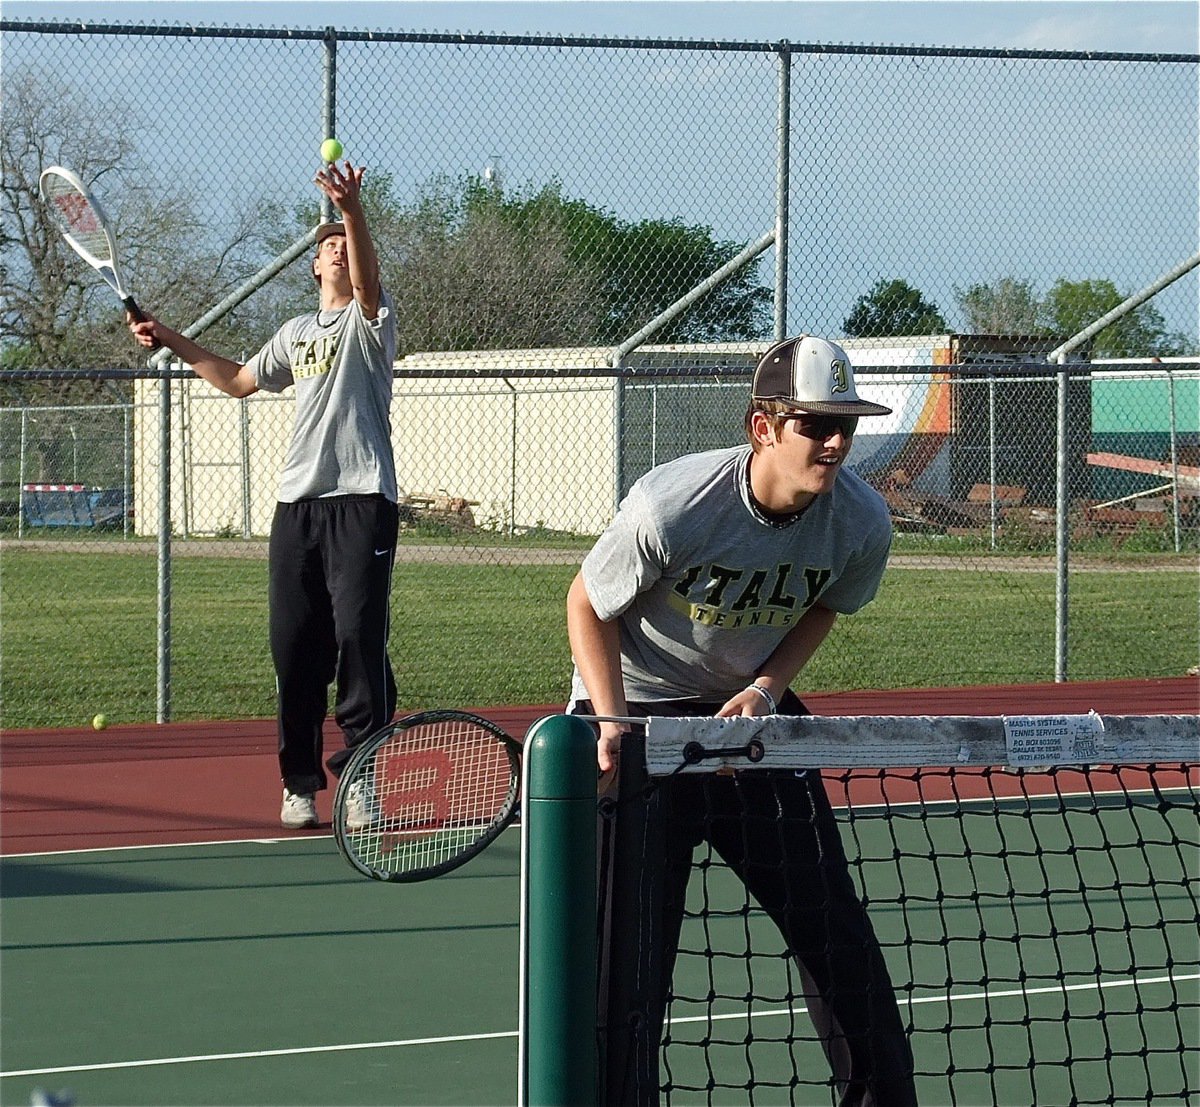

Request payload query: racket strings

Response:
[41,176,112,263]
[346,719,517,876]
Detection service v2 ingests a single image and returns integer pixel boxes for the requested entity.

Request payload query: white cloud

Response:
[1002,9,1192,54]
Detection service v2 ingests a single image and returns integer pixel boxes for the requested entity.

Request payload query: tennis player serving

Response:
[567,335,917,1105]
[129,161,399,832]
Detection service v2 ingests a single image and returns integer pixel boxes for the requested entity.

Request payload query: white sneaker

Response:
[344,779,379,831]
[280,789,318,829]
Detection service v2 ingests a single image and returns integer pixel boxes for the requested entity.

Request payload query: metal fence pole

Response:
[240,395,252,539]
[505,378,518,536]
[1053,358,1069,683]
[1167,369,1181,553]
[157,370,172,723]
[17,409,27,540]
[123,402,133,539]
[179,387,191,538]
[611,356,625,511]
[775,43,791,339]
[321,26,337,223]
[988,376,998,549]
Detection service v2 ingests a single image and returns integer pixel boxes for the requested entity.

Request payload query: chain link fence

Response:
[2,20,1197,728]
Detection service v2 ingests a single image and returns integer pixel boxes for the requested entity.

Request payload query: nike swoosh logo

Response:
[374,548,392,557]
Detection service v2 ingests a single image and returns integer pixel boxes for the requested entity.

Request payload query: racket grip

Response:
[123,298,161,350]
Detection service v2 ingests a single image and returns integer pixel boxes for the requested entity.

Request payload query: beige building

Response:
[132,343,767,540]
[134,336,1060,539]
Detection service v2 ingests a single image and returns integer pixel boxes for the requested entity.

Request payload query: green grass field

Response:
[2,548,1197,729]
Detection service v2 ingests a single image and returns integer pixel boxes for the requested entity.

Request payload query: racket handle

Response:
[123,297,161,351]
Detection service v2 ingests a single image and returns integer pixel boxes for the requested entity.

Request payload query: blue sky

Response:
[5,1,1196,341]
[4,0,1197,54]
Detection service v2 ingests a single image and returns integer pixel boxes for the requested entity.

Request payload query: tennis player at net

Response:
[567,335,917,1106]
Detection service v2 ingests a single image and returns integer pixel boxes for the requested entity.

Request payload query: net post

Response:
[519,714,598,1107]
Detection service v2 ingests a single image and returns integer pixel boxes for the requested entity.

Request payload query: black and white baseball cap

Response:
[751,335,892,416]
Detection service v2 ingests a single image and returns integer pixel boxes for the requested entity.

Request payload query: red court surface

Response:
[2,678,1196,855]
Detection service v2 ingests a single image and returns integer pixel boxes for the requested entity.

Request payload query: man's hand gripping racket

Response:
[333,710,521,882]
[38,165,159,348]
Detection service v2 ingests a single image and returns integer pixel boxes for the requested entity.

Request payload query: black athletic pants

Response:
[584,693,917,1107]
[269,495,398,794]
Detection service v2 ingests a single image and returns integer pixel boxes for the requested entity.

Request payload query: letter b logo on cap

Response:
[830,358,850,395]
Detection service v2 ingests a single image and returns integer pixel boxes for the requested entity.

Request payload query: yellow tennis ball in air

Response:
[320,138,344,163]
[92,713,108,731]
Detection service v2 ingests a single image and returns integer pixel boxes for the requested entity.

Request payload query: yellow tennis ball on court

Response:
[92,713,108,731]
[320,138,344,163]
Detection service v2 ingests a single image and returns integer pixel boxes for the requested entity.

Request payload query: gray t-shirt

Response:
[571,445,892,704]
[247,291,397,502]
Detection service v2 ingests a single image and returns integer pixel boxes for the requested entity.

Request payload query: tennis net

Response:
[520,712,1199,1107]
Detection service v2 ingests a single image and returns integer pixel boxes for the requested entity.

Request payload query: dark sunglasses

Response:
[775,412,859,440]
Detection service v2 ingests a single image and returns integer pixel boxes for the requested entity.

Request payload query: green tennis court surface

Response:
[0,831,521,1107]
[5,709,1198,1107]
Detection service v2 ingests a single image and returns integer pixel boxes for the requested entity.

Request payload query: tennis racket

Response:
[333,710,522,882]
[38,165,158,346]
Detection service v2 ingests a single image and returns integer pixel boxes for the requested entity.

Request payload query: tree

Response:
[390,178,607,351]
[575,205,772,343]
[843,278,948,338]
[955,278,1042,335]
[1,68,274,381]
[7,68,770,376]
[280,175,773,353]
[1037,278,1189,357]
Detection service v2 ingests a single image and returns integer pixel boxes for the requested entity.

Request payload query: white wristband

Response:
[747,683,777,714]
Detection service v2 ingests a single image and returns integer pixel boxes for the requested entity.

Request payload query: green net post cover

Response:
[522,714,598,1106]
[525,713,599,799]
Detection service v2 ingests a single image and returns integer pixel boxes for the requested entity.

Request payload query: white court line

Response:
[3,972,1196,1080]
[3,825,528,861]
[6,783,1192,859]
[1,836,332,860]
[668,972,1200,1026]
[0,1031,518,1079]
